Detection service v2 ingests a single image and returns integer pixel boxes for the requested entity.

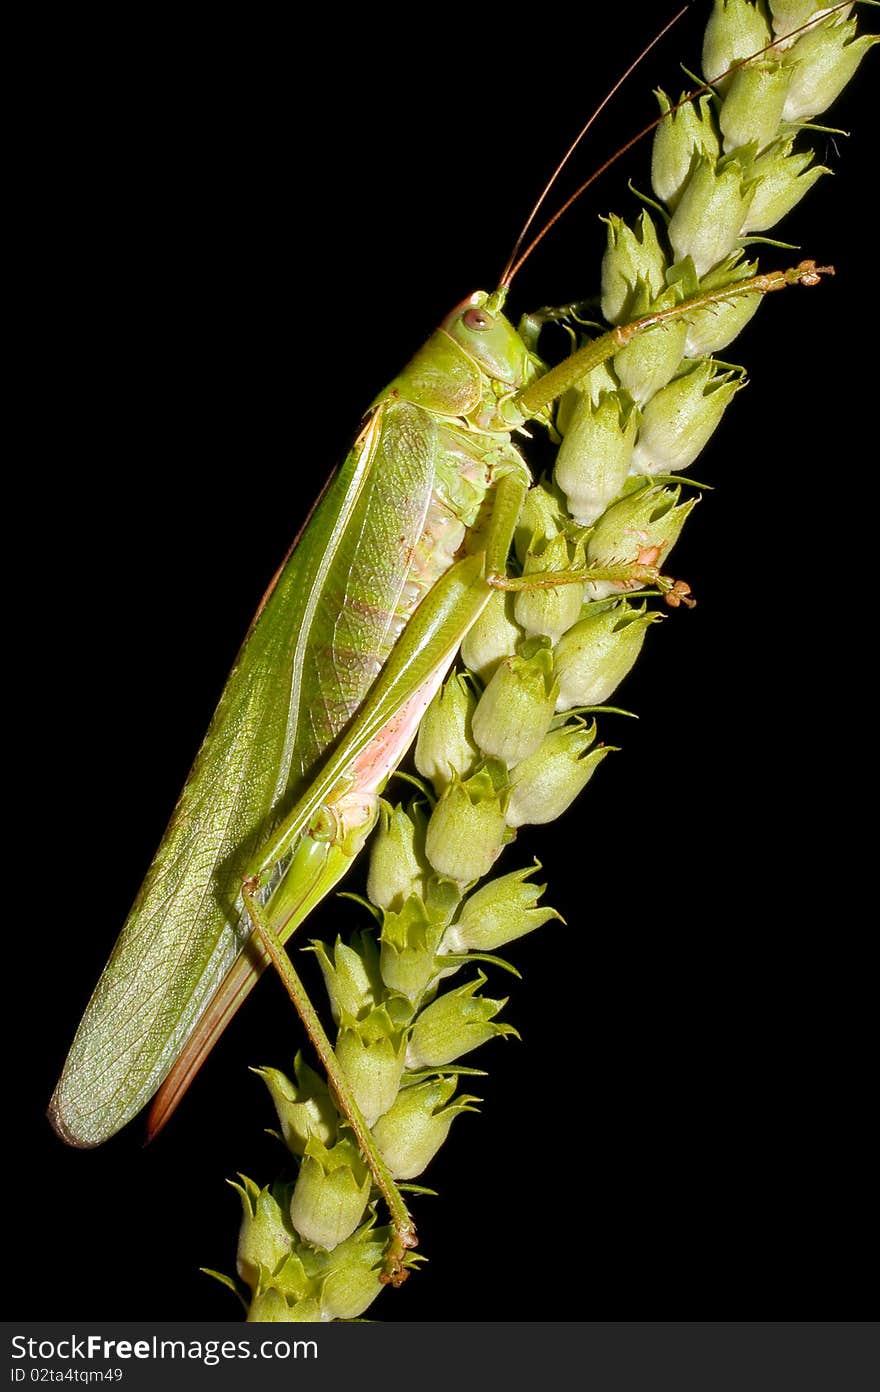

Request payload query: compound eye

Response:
[463,306,492,332]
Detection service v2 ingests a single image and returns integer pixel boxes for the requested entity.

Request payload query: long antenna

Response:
[501,0,857,288]
[499,5,690,288]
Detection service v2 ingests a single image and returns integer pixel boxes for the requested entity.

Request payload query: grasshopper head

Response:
[442,290,533,389]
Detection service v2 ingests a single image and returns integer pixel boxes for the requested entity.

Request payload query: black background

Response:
[15,6,874,1322]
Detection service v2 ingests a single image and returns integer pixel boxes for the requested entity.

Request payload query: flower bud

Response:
[781,18,876,122]
[415,673,479,794]
[513,479,568,566]
[405,973,516,1069]
[771,2,853,44]
[424,766,509,884]
[233,1176,297,1291]
[472,646,558,766]
[505,722,613,828]
[586,483,697,600]
[248,1288,324,1322]
[668,153,753,277]
[514,533,588,641]
[366,800,429,911]
[289,1138,372,1251]
[651,90,720,209]
[373,1076,479,1179]
[601,211,667,325]
[703,0,771,87]
[379,894,447,1003]
[254,1055,336,1156]
[632,360,744,476]
[613,315,688,408]
[460,590,522,682]
[444,862,560,953]
[553,600,662,711]
[740,140,827,233]
[720,60,792,152]
[555,389,640,526]
[683,257,761,356]
[317,1222,389,1320]
[310,931,383,1025]
[335,1005,408,1127]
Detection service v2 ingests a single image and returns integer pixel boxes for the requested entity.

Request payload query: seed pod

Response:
[556,390,640,526]
[780,17,876,121]
[554,600,662,711]
[703,0,771,87]
[335,1006,408,1128]
[720,60,792,152]
[632,360,744,476]
[233,1176,298,1292]
[460,590,522,682]
[472,646,558,767]
[379,894,448,1004]
[741,140,827,233]
[310,931,383,1025]
[505,723,613,828]
[651,90,720,210]
[289,1138,372,1252]
[601,210,667,325]
[405,974,516,1069]
[367,800,429,912]
[444,862,560,953]
[318,1222,390,1321]
[514,533,588,641]
[373,1077,479,1179]
[424,765,509,884]
[254,1055,337,1156]
[415,673,479,795]
[668,153,754,277]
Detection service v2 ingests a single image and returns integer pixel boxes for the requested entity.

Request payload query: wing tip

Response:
[46,1088,100,1151]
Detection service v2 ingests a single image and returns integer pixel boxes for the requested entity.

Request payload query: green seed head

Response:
[372,1076,479,1180]
[632,359,745,476]
[651,90,721,209]
[254,1056,337,1157]
[703,0,771,87]
[601,211,667,325]
[472,646,558,767]
[586,482,697,598]
[445,862,560,953]
[316,1222,390,1321]
[366,800,429,913]
[555,390,640,526]
[335,1005,408,1128]
[289,1138,372,1252]
[405,973,516,1069]
[668,153,754,278]
[379,894,448,1004]
[424,765,509,885]
[232,1176,298,1293]
[741,140,827,233]
[720,59,792,152]
[415,672,479,795]
[554,601,662,712]
[309,931,383,1026]
[505,722,613,828]
[781,18,876,122]
[514,533,588,641]
[459,589,522,683]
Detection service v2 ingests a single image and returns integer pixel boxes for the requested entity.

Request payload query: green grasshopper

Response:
[48,2,871,1290]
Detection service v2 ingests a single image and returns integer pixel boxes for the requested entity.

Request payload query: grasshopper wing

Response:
[49,403,439,1147]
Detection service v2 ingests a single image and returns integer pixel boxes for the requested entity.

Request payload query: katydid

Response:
[49,246,831,1155]
[47,2,872,1291]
